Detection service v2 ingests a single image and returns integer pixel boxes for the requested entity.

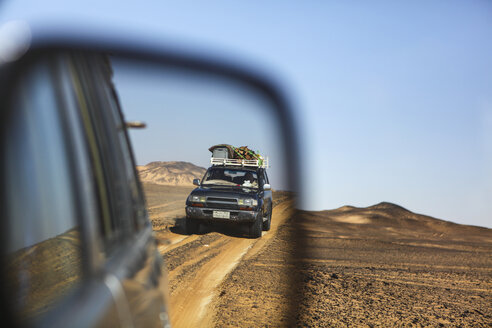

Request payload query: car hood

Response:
[190,185,258,198]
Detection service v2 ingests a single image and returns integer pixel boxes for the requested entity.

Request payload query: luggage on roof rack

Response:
[208,144,269,168]
[208,144,234,159]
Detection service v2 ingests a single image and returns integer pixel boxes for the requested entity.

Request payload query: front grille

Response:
[207,203,237,210]
[207,197,237,209]
[207,197,237,204]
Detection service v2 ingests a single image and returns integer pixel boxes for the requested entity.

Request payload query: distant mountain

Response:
[300,202,492,244]
[137,161,206,186]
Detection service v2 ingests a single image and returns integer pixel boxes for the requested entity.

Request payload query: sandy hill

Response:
[300,201,492,244]
[137,161,206,186]
[295,202,492,327]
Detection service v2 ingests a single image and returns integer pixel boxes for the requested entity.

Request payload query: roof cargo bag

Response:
[212,147,229,158]
[209,144,234,158]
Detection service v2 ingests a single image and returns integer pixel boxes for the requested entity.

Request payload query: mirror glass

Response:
[3,58,83,321]
[111,57,296,326]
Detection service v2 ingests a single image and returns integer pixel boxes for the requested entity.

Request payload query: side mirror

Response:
[0,41,300,327]
[263,183,271,190]
[125,121,147,129]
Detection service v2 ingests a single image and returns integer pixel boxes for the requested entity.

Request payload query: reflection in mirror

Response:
[1,50,298,327]
[110,58,297,326]
[3,58,82,322]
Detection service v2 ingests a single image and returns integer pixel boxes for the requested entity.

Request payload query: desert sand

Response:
[143,180,492,327]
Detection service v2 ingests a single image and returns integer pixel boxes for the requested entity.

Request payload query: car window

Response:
[69,53,137,250]
[3,59,82,321]
[203,168,258,187]
[258,170,267,187]
[97,61,148,231]
[259,171,265,186]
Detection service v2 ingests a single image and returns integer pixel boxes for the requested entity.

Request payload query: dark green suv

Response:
[186,165,273,238]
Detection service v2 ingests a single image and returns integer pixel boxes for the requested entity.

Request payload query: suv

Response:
[185,163,273,238]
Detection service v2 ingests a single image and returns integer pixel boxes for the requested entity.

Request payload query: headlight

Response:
[238,199,258,206]
[190,195,206,202]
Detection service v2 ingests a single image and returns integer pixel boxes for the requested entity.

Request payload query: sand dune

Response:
[303,202,492,244]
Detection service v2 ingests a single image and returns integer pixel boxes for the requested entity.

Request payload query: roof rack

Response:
[211,157,269,168]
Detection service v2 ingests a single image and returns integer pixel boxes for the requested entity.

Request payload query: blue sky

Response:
[111,59,285,188]
[1,1,491,227]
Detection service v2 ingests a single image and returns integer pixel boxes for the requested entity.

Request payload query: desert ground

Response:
[143,182,492,327]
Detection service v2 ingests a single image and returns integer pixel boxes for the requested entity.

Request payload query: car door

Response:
[260,170,273,217]
[265,170,273,216]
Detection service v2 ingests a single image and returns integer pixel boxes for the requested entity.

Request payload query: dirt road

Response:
[145,184,293,327]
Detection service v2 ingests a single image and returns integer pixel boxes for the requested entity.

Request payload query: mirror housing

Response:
[0,39,301,326]
[263,183,271,191]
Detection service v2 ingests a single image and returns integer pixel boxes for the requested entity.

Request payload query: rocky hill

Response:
[137,161,206,186]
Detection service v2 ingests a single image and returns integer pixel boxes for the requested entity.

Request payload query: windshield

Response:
[202,168,258,188]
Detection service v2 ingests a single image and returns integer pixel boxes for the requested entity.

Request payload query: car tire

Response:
[249,213,263,238]
[262,208,272,231]
[186,218,200,235]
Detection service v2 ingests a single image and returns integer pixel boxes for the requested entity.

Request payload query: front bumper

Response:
[186,206,258,223]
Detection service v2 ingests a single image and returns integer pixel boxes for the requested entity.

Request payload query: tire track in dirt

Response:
[158,234,197,254]
[148,199,183,210]
[158,199,293,328]
[167,237,228,282]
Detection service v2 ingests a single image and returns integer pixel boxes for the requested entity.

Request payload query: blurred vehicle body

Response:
[1,52,171,327]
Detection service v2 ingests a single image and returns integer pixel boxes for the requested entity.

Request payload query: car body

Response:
[1,52,170,327]
[185,165,273,238]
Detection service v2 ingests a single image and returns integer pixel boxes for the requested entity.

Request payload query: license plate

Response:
[213,211,230,219]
